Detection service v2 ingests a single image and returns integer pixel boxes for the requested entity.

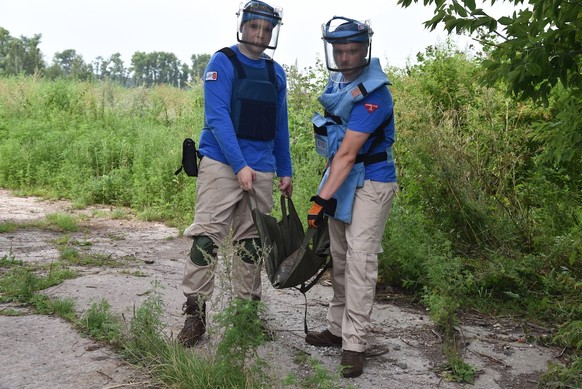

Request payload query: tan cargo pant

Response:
[326,180,398,353]
[182,157,274,301]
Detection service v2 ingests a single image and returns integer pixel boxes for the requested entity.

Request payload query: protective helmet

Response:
[322,16,373,73]
[237,1,283,57]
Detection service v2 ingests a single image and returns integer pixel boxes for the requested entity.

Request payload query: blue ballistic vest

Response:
[311,58,393,223]
[219,47,278,140]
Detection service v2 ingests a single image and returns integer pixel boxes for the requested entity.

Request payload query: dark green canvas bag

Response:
[247,193,330,293]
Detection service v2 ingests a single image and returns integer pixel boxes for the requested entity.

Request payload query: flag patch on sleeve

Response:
[205,71,218,81]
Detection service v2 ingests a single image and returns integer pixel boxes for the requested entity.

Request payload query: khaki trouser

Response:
[182,157,274,300]
[326,180,398,353]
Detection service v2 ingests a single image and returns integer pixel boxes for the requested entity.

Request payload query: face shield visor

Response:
[237,1,283,58]
[321,16,373,74]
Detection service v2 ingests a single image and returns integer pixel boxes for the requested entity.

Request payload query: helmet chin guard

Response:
[237,1,283,58]
[321,16,373,73]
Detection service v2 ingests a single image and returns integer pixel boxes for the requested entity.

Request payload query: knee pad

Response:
[189,236,217,266]
[237,238,262,264]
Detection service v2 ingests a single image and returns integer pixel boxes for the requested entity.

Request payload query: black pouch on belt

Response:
[175,138,198,177]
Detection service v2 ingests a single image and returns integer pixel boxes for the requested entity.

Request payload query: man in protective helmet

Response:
[177,0,292,347]
[305,16,398,378]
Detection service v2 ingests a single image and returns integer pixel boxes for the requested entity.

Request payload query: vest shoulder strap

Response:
[217,47,276,85]
[355,111,394,165]
[218,47,246,78]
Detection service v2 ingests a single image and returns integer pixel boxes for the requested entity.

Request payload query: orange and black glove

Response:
[307,195,336,228]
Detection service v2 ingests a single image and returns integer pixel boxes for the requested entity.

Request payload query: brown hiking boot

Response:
[177,296,206,347]
[340,350,365,378]
[305,329,342,348]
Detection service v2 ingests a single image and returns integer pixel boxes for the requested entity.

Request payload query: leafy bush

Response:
[1,44,580,385]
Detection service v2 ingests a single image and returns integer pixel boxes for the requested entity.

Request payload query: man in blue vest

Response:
[178,0,292,347]
[305,16,398,378]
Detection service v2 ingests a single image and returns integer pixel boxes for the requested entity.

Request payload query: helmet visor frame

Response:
[237,1,283,57]
[321,16,373,73]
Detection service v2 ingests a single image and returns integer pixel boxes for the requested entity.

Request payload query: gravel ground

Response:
[0,189,561,388]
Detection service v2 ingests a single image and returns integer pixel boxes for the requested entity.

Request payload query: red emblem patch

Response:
[364,103,379,113]
[205,71,218,81]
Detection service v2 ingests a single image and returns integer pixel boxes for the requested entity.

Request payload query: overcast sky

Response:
[0,0,496,70]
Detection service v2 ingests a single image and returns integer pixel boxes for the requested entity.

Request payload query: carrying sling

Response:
[245,192,331,332]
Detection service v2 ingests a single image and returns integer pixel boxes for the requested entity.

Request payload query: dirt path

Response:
[0,189,559,388]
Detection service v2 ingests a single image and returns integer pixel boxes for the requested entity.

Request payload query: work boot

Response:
[177,296,206,347]
[305,329,342,348]
[340,350,365,378]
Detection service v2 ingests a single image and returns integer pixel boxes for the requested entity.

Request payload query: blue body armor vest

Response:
[311,58,393,223]
[219,47,278,141]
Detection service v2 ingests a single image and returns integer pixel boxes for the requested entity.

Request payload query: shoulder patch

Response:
[205,71,218,81]
[364,103,379,113]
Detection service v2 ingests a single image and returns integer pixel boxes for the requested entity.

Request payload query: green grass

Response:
[0,221,18,233]
[1,62,581,386]
[45,213,80,232]
[285,349,344,388]
[80,299,123,343]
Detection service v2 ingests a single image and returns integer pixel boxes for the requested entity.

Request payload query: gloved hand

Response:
[307,195,336,228]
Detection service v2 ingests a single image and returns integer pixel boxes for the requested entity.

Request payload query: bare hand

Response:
[279,176,293,197]
[237,166,256,191]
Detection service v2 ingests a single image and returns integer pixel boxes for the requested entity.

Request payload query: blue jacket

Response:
[312,58,393,223]
[197,45,292,177]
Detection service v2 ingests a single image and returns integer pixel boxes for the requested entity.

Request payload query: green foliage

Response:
[39,297,76,320]
[0,308,24,316]
[398,0,581,102]
[0,252,22,267]
[553,321,582,351]
[1,41,581,386]
[45,213,79,232]
[80,299,123,343]
[532,87,582,164]
[0,221,18,233]
[440,344,477,384]
[397,0,582,165]
[0,27,45,76]
[131,51,184,87]
[214,298,267,370]
[379,197,451,291]
[538,357,582,389]
[422,254,471,332]
[59,246,124,267]
[288,350,343,388]
[394,43,581,264]
[119,288,271,388]
[384,41,580,385]
[190,53,211,82]
[121,286,168,365]
[46,49,92,81]
[0,77,201,228]
[0,265,77,304]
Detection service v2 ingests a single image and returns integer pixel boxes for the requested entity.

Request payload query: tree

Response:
[397,0,581,163]
[398,0,581,102]
[179,63,190,88]
[190,53,211,83]
[131,51,182,87]
[108,53,127,85]
[0,27,45,76]
[94,53,128,85]
[45,49,92,81]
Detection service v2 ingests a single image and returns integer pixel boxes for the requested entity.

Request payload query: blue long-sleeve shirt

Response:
[197,45,292,178]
